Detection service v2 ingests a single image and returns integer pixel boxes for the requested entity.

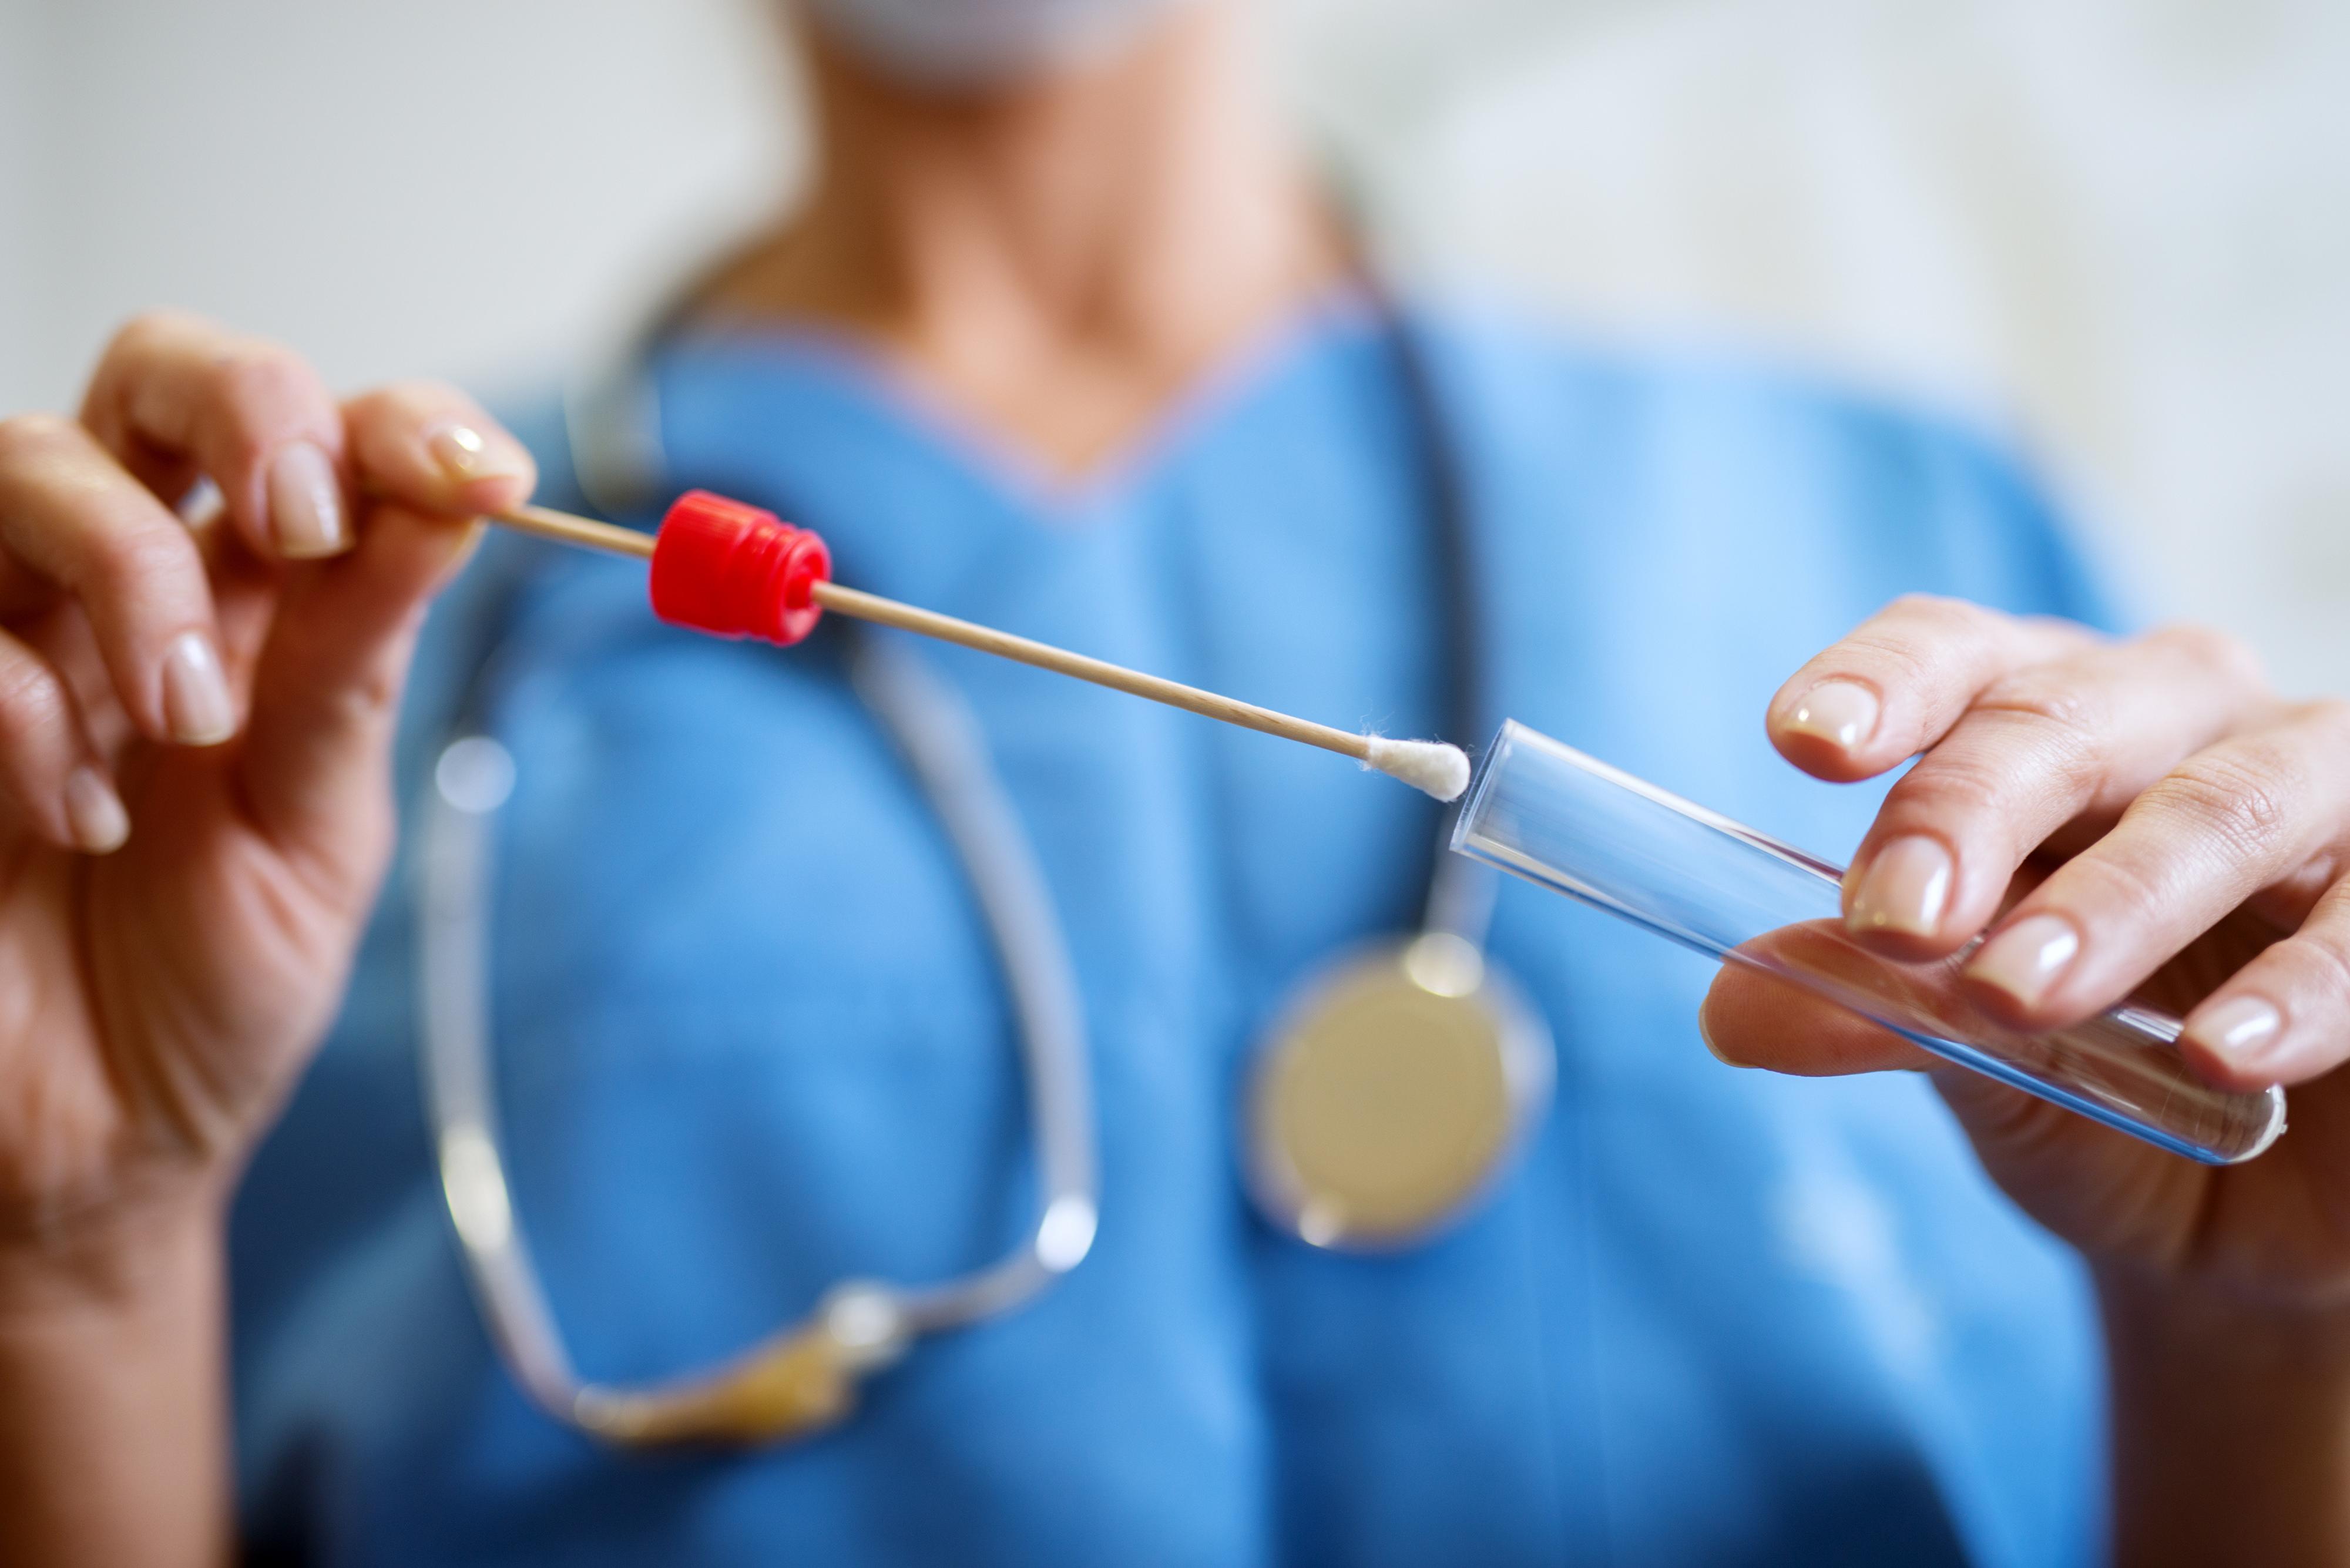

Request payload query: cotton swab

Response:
[491,494,1472,801]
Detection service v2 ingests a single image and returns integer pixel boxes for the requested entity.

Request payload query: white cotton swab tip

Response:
[1362,736,1473,802]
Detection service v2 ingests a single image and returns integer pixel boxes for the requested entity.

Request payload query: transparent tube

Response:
[1451,721,2286,1165]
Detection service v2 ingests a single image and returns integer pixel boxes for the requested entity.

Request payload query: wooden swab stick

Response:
[808,580,1375,763]
[497,503,660,560]
[488,502,1471,800]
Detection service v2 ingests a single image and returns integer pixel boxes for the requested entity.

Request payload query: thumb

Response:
[1701,955,2173,1259]
[230,384,530,895]
[232,501,484,897]
[1697,959,1938,1077]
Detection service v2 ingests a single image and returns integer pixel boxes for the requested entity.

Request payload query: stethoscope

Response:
[415,288,1553,1447]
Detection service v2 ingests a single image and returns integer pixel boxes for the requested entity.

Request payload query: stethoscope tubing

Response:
[417,284,1501,1435]
[416,624,1103,1429]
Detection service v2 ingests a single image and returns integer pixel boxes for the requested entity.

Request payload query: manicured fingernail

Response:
[1964,913,2080,1009]
[268,442,351,559]
[1848,836,1953,939]
[63,766,129,854]
[162,631,236,746]
[426,422,529,484]
[2185,996,2282,1065]
[1785,681,1879,750]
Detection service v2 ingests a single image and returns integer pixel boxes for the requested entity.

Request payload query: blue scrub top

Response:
[230,292,2116,1566]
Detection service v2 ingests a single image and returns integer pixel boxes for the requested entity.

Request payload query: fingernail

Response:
[268,442,351,559]
[1849,836,1953,939]
[162,631,236,746]
[2185,996,2283,1065]
[63,766,129,854]
[1785,681,1880,750]
[426,422,529,484]
[1964,913,2080,1009]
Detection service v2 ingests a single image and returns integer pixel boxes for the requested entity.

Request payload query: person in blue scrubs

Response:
[2,2,2348,1564]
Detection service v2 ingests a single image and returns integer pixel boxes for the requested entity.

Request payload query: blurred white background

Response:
[3,0,2345,690]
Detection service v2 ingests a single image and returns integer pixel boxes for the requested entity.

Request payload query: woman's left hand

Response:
[1705,594,2350,1564]
[1702,593,2350,1307]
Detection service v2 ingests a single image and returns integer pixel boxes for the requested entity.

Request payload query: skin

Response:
[0,6,1336,1564]
[0,5,2339,1566]
[1707,598,2350,1564]
[0,330,538,1566]
[696,5,1344,474]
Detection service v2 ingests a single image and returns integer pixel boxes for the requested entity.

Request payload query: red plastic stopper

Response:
[649,490,832,646]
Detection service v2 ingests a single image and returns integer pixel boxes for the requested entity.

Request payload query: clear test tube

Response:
[1451,720,2287,1165]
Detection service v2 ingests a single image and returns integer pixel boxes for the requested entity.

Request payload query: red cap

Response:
[649,490,831,646]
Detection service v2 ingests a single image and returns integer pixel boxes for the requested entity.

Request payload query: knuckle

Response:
[376,377,456,408]
[105,307,203,360]
[1982,669,2109,738]
[1891,593,1993,638]
[2250,913,2350,1014]
[1889,748,2011,819]
[343,663,404,727]
[2291,696,2350,748]
[277,662,406,775]
[2018,610,2100,645]
[352,379,462,440]
[1894,738,2092,852]
[212,344,302,404]
[2147,622,2266,690]
[86,522,196,605]
[1844,596,1998,680]
[1886,590,1968,623]
[2144,747,2299,860]
[1978,677,2110,790]
[0,653,67,750]
[2293,927,2350,1000]
[0,412,80,470]
[1842,626,1939,687]
[340,383,400,424]
[2062,842,2168,916]
[207,344,321,432]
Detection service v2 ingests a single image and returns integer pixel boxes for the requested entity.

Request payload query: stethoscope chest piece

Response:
[1245,931,1553,1251]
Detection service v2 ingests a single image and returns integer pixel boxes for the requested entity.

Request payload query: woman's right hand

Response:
[0,311,535,1298]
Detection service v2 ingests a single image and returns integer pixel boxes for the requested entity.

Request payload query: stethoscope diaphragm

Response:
[1244,931,1553,1251]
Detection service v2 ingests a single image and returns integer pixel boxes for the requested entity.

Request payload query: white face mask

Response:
[801,0,1204,88]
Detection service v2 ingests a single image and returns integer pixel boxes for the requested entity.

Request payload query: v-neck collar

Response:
[653,283,1381,532]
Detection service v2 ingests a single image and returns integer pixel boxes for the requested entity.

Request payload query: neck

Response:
[699,2,1347,475]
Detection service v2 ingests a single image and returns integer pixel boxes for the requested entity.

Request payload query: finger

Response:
[1768,594,2098,782]
[1841,627,2268,957]
[79,310,353,562]
[343,382,536,518]
[0,625,128,853]
[1697,963,1936,1076]
[1962,701,2350,1029]
[17,600,135,759]
[2178,874,2350,1091]
[235,502,484,894]
[1701,951,2189,1254]
[0,414,236,747]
